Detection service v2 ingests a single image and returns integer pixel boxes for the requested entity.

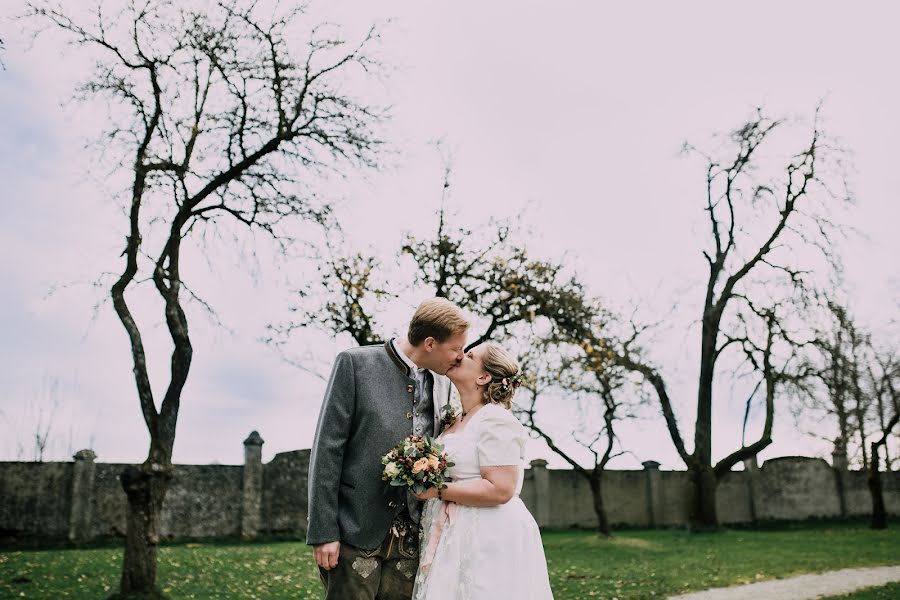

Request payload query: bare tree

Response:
[791,301,873,469]
[611,108,852,530]
[401,208,594,351]
[270,222,394,348]
[517,334,639,535]
[792,299,899,527]
[27,1,387,596]
[278,205,594,348]
[32,379,63,462]
[0,377,70,462]
[867,346,899,529]
[275,158,596,353]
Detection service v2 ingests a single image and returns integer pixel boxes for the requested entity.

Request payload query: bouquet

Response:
[382,435,454,495]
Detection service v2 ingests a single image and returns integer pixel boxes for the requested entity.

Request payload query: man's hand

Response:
[314,541,341,570]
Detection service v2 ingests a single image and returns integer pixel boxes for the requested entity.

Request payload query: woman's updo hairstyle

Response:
[481,343,522,409]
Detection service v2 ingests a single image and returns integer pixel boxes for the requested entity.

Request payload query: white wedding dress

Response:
[412,403,554,600]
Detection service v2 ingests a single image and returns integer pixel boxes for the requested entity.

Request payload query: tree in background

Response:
[274,153,596,353]
[790,297,899,528]
[272,229,391,348]
[791,301,872,467]
[277,205,595,347]
[608,108,852,530]
[866,344,899,529]
[517,329,643,535]
[402,213,595,350]
[27,1,387,596]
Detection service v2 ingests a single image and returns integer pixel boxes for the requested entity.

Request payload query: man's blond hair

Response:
[407,298,469,346]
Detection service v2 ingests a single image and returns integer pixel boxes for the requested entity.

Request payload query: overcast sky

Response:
[1,1,897,469]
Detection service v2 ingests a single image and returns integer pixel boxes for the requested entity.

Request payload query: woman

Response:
[412,343,554,599]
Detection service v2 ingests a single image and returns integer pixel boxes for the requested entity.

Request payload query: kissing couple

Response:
[307,297,554,599]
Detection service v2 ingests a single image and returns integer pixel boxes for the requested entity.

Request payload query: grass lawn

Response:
[1,522,898,599]
[824,582,900,599]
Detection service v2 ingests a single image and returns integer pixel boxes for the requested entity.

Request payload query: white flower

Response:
[384,462,401,478]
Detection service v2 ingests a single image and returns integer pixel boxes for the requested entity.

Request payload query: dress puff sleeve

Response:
[476,404,527,467]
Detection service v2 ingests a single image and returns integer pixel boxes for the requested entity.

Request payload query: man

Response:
[307,297,468,600]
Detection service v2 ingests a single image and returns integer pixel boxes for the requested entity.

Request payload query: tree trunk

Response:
[588,474,611,536]
[689,464,719,531]
[834,464,848,518]
[692,308,719,531]
[868,443,888,530]
[114,465,173,599]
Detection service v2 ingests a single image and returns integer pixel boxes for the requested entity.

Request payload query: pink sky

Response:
[0,1,897,469]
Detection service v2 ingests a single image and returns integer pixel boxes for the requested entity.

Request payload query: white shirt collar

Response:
[392,337,426,376]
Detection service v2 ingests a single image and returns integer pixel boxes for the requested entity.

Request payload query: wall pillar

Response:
[743,456,759,523]
[642,460,662,527]
[529,459,550,528]
[241,431,265,540]
[68,449,97,544]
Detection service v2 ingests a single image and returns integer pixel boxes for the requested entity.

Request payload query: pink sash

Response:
[421,500,457,569]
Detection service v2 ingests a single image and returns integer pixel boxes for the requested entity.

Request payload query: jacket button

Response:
[406,384,415,393]
[388,500,397,508]
[406,411,413,419]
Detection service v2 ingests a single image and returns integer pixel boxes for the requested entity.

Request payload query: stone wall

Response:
[261,449,310,536]
[0,432,295,544]
[526,456,900,529]
[0,461,72,539]
[2,432,899,544]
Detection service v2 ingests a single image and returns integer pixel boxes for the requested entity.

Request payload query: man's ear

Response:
[423,337,436,352]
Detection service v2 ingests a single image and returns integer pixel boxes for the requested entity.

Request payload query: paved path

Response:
[667,565,900,600]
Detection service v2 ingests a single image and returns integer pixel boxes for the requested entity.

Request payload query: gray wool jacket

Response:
[306,341,455,549]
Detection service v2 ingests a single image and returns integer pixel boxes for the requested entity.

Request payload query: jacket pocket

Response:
[398,531,419,559]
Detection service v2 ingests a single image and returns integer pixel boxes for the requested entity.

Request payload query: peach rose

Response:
[412,457,429,474]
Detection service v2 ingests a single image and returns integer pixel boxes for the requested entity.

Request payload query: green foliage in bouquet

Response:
[382,435,454,495]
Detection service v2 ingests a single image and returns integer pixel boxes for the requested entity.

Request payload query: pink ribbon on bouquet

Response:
[421,500,457,570]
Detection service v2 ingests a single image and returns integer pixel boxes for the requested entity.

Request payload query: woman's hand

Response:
[414,487,440,501]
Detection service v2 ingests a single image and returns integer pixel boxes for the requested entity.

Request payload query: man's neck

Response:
[396,338,426,371]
